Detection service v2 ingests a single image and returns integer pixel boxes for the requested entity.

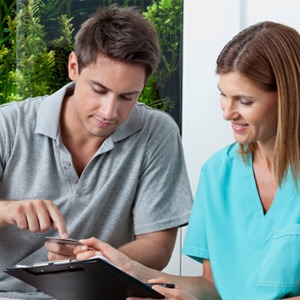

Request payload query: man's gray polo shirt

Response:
[0,82,193,298]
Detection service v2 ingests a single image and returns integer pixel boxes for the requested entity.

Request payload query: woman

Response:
[75,21,300,299]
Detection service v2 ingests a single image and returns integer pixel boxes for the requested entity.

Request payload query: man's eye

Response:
[93,89,106,95]
[120,95,133,101]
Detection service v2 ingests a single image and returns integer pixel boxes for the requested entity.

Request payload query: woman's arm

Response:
[74,238,221,299]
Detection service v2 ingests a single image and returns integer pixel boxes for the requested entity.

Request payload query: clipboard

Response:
[5,257,165,300]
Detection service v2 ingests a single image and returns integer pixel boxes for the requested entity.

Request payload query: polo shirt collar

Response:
[34,82,143,144]
[112,105,143,142]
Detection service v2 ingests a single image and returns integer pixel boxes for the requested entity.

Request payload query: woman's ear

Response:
[68,52,79,81]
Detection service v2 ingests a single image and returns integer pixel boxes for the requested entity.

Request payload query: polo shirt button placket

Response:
[63,161,72,169]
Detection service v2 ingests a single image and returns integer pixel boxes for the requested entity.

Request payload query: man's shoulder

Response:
[0,83,71,131]
[0,96,46,120]
[0,83,73,116]
[135,102,179,130]
[0,97,48,144]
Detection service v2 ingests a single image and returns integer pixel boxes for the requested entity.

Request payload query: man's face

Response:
[67,52,146,140]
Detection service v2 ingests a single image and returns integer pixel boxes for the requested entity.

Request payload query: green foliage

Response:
[0,0,182,113]
[47,14,74,91]
[141,0,183,111]
[138,75,173,110]
[0,0,74,103]
[0,0,17,102]
[15,0,55,98]
[143,0,183,77]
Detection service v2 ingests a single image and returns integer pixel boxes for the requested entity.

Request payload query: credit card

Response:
[45,237,82,246]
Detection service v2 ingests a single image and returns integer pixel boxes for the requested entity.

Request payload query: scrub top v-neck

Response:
[183,143,300,299]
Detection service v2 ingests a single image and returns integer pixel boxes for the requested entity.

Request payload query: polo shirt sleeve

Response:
[132,114,193,234]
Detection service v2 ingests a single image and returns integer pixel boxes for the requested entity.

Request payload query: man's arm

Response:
[117,227,178,270]
[46,227,178,269]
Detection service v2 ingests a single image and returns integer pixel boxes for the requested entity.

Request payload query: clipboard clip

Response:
[33,259,78,267]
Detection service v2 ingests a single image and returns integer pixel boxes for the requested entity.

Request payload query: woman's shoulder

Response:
[203,143,240,169]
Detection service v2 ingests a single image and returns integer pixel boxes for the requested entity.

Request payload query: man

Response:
[0,5,193,299]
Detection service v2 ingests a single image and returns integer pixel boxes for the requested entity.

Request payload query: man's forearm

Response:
[117,228,177,270]
[117,237,171,270]
[0,200,9,227]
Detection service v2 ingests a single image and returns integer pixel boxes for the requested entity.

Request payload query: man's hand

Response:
[0,199,68,237]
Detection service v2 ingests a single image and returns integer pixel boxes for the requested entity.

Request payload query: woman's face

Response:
[218,72,278,148]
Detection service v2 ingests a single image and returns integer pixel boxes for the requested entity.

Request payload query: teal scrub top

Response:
[183,143,300,299]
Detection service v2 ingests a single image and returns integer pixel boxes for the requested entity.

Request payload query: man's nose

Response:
[100,96,118,119]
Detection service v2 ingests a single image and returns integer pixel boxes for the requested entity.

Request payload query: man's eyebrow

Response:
[91,80,141,96]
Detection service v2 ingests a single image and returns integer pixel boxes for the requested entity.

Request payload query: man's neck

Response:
[59,95,104,176]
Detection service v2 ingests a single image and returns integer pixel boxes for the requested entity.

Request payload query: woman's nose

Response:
[221,99,239,121]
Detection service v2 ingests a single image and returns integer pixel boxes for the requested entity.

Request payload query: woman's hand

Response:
[74,237,200,299]
[74,237,139,278]
[127,277,198,300]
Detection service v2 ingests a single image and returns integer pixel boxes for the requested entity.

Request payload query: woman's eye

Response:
[240,99,253,105]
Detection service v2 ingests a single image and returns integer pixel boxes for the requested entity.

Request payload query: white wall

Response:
[164,0,300,276]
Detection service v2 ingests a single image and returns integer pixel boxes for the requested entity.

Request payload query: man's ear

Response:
[68,52,79,80]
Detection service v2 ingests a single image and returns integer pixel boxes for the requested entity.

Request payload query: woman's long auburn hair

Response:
[216,21,300,186]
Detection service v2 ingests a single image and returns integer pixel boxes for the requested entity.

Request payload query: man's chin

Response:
[89,128,114,139]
